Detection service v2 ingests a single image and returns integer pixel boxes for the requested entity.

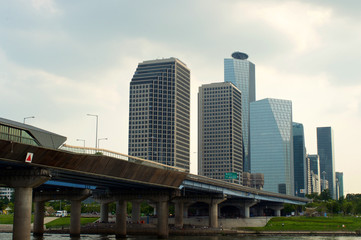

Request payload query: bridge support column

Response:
[270,205,284,216]
[13,187,33,240]
[115,200,127,238]
[157,200,169,239]
[100,202,109,223]
[244,200,258,218]
[0,168,50,240]
[70,200,82,237]
[207,198,226,228]
[131,200,142,223]
[33,201,45,236]
[174,199,184,228]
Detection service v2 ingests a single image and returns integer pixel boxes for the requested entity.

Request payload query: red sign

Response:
[25,152,33,163]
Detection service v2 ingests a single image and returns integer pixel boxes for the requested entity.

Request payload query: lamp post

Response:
[76,139,85,147]
[98,138,108,149]
[23,116,35,124]
[87,114,98,148]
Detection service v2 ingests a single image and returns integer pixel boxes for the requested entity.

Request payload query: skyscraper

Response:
[336,172,344,199]
[198,82,243,183]
[224,52,255,173]
[317,127,336,199]
[308,154,321,194]
[250,98,294,195]
[293,122,306,197]
[128,58,190,171]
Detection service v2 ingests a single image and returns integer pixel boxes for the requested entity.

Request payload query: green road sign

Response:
[225,172,238,179]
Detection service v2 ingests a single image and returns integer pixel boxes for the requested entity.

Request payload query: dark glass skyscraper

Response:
[128,58,190,171]
[336,172,344,199]
[224,52,255,173]
[317,127,336,199]
[198,82,243,183]
[293,122,306,197]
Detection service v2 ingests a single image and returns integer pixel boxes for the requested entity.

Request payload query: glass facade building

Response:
[224,52,255,173]
[336,172,344,199]
[293,122,306,197]
[198,82,243,183]
[317,127,336,199]
[128,58,190,171]
[250,98,294,195]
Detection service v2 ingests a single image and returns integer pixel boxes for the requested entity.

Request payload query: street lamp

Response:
[98,138,108,149]
[76,139,85,147]
[23,116,35,124]
[87,114,98,148]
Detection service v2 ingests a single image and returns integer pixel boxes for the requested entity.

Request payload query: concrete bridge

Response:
[0,118,309,239]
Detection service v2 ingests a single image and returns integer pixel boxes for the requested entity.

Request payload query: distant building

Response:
[307,154,322,194]
[321,178,329,192]
[0,187,13,200]
[224,52,255,173]
[250,98,294,195]
[336,172,344,199]
[293,122,306,197]
[198,82,243,183]
[243,172,264,189]
[128,58,190,171]
[317,127,336,199]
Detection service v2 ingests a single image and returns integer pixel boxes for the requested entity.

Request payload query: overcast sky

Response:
[1,0,360,194]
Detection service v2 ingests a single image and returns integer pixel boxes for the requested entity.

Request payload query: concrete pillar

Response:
[33,201,45,236]
[174,200,184,228]
[270,205,283,216]
[70,200,82,237]
[100,202,109,223]
[115,200,127,238]
[131,200,142,223]
[0,168,50,240]
[13,187,33,240]
[157,200,169,239]
[244,200,258,218]
[209,200,219,228]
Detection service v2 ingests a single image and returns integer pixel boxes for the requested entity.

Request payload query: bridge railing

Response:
[60,144,186,172]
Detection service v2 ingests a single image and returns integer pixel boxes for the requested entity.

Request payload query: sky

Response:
[1,0,360,194]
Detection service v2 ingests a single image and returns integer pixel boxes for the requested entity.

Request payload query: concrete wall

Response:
[149,216,271,229]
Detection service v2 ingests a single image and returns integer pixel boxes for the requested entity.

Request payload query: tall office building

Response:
[224,52,255,173]
[317,127,336,199]
[336,172,344,199]
[198,82,243,183]
[128,58,190,171]
[250,98,294,195]
[308,154,321,194]
[293,122,306,197]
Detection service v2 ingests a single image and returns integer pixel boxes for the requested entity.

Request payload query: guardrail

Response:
[60,144,186,173]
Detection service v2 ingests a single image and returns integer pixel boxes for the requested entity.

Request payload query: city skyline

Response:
[1,1,360,194]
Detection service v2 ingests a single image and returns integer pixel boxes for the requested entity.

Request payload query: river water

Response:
[1,233,361,240]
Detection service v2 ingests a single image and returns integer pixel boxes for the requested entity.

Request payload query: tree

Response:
[320,189,332,201]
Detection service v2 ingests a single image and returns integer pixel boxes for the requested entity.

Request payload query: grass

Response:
[241,216,361,232]
[45,217,99,228]
[0,215,34,224]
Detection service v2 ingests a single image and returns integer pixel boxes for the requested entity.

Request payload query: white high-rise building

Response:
[198,82,243,183]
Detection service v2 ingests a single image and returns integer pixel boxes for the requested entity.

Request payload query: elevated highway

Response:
[0,117,309,239]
